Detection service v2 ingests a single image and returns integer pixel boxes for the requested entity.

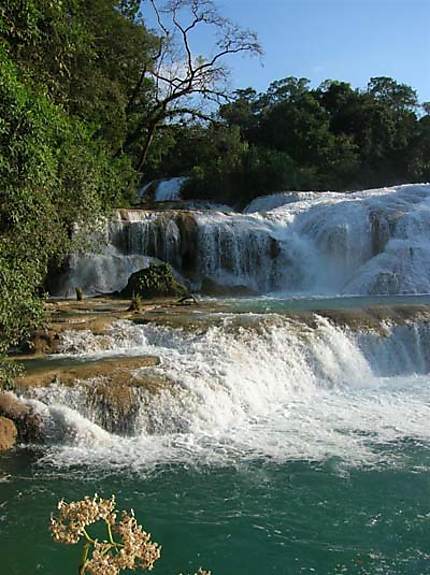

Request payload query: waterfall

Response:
[22,316,430,469]
[139,177,187,201]
[53,184,430,297]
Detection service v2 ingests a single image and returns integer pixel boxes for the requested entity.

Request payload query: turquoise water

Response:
[1,448,430,574]
[2,296,430,574]
[206,294,430,314]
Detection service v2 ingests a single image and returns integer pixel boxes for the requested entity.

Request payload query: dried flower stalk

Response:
[50,494,161,574]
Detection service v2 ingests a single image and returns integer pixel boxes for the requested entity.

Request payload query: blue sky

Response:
[185,0,430,102]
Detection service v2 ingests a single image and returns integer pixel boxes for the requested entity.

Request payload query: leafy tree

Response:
[121,0,262,171]
[0,0,158,152]
[0,47,135,384]
[181,125,248,203]
[407,112,430,181]
[176,74,427,202]
[367,76,418,112]
[181,125,317,205]
[219,88,260,138]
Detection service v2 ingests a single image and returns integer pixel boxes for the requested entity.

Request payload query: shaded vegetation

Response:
[156,77,430,206]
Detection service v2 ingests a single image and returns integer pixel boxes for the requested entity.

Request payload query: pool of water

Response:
[3,295,430,574]
[1,447,430,575]
[205,293,430,314]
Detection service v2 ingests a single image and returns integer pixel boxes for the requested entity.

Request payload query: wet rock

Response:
[20,412,44,443]
[0,392,43,443]
[0,416,17,451]
[0,391,29,420]
[14,356,161,390]
[175,212,199,276]
[13,357,164,437]
[369,211,391,256]
[269,237,281,259]
[200,277,256,296]
[368,272,400,295]
[26,329,61,355]
[121,262,188,299]
[87,379,136,434]
[84,370,169,435]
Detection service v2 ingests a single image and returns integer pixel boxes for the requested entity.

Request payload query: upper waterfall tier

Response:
[54,184,430,297]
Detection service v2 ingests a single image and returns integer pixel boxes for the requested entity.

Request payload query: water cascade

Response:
[21,314,430,470]
[6,184,430,575]
[54,184,430,297]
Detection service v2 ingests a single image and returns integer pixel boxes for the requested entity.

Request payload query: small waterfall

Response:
[54,184,430,297]
[23,316,430,469]
[139,177,187,201]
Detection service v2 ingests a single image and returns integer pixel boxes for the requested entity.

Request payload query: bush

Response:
[0,47,136,383]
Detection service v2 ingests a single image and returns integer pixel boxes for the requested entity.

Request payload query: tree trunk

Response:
[136,123,158,172]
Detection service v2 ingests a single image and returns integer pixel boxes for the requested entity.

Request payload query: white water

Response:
[139,177,187,201]
[39,183,430,472]
[55,184,430,297]
[24,316,430,470]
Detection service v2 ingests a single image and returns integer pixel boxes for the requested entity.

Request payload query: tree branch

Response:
[125,0,261,171]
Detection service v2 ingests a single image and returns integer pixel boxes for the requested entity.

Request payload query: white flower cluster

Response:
[50,494,161,574]
[50,494,117,545]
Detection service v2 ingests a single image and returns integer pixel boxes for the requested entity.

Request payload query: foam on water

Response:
[55,183,430,297]
[24,316,430,471]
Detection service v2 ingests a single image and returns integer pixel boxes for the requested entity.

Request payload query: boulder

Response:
[0,416,17,451]
[0,391,29,420]
[26,328,61,355]
[0,392,43,443]
[120,262,188,299]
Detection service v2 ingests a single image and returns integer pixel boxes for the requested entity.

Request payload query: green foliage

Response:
[183,140,311,206]
[0,44,136,382]
[0,0,156,383]
[367,76,418,111]
[172,75,428,204]
[407,114,430,182]
[0,0,157,152]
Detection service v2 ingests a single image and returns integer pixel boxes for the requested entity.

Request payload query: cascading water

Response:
[6,186,430,575]
[21,314,430,470]
[53,183,430,297]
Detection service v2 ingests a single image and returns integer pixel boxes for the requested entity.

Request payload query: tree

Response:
[0,0,159,152]
[122,0,262,172]
[0,45,135,385]
[261,76,310,107]
[219,87,260,138]
[172,73,428,201]
[367,76,418,112]
[256,77,335,167]
[407,111,430,182]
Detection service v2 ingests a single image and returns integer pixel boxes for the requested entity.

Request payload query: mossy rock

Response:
[121,263,188,299]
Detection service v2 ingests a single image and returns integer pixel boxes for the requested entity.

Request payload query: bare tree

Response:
[123,0,262,172]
